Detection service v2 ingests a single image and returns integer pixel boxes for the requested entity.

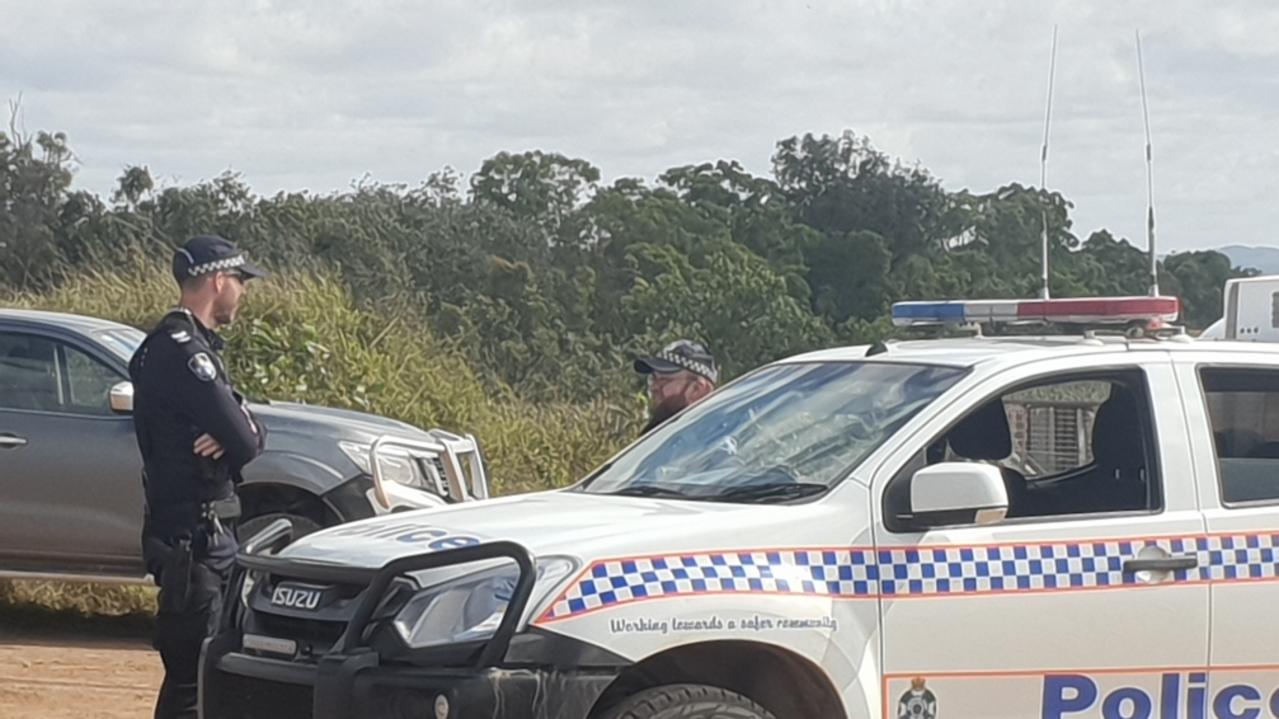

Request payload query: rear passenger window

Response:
[1201,368,1279,504]
[0,333,61,412]
[0,332,124,415]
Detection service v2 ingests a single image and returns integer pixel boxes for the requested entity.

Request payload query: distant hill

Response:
[1218,245,1279,275]
[1161,245,1279,274]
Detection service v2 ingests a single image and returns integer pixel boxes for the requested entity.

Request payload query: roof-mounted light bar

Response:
[891,296,1180,328]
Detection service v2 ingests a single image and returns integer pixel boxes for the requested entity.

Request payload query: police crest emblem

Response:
[188,352,218,382]
[897,677,938,719]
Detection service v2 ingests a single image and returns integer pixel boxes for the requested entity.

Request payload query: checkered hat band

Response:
[536,532,1279,623]
[657,351,717,382]
[188,254,246,277]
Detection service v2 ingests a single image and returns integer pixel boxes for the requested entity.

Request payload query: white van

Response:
[199,297,1279,719]
[1199,275,1279,341]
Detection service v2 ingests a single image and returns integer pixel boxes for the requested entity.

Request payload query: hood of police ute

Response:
[276,487,865,569]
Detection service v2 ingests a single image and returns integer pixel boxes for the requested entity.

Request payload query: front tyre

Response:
[602,684,776,719]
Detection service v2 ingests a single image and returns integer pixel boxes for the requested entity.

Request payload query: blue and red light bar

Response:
[891,296,1181,327]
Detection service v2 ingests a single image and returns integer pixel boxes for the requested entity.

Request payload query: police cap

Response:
[172,235,268,284]
[634,339,718,384]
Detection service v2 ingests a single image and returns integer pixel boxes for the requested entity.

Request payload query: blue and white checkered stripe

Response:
[540,550,875,621]
[537,533,1279,623]
[1192,533,1279,582]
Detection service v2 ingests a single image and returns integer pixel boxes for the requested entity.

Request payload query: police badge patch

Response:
[188,352,218,382]
[897,677,938,719]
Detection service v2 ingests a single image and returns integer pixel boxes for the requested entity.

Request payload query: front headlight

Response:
[339,440,428,489]
[393,557,575,649]
[240,570,259,609]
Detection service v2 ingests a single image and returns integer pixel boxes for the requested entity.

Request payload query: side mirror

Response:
[903,462,1009,529]
[109,381,134,414]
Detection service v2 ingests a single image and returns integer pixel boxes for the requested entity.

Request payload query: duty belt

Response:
[202,495,242,535]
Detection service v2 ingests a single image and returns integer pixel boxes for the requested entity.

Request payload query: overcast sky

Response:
[3,0,1275,253]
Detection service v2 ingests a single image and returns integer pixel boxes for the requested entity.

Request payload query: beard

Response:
[212,296,239,327]
[650,401,681,424]
[643,395,688,433]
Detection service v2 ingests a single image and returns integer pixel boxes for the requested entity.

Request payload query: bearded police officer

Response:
[633,339,718,435]
[129,234,267,719]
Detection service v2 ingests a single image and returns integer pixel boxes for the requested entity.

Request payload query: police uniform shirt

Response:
[129,308,262,536]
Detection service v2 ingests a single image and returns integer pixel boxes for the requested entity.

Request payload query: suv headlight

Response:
[393,557,575,649]
[339,440,428,490]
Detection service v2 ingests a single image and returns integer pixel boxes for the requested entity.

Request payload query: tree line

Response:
[1,125,1254,402]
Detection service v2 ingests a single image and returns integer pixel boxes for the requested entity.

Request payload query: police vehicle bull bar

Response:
[202,518,537,718]
[369,430,490,509]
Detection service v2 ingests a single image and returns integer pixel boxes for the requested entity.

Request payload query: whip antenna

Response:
[1136,29,1158,296]
[1038,25,1059,299]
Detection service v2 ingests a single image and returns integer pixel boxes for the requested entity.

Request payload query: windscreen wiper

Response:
[607,485,694,499]
[712,482,829,503]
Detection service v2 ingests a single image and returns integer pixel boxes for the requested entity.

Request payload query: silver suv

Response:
[0,309,489,583]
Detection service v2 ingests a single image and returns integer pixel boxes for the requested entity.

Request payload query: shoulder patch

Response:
[188,352,218,382]
[168,329,192,344]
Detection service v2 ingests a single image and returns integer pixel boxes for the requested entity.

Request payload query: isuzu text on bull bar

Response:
[201,296,1279,719]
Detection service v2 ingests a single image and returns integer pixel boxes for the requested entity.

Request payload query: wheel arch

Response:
[588,639,847,719]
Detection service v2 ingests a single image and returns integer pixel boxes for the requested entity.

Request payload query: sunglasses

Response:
[647,372,693,388]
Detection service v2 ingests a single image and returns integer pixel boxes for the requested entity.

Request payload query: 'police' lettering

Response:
[1214,686,1261,719]
[1044,675,1098,719]
[325,521,480,549]
[1041,674,1279,719]
[427,535,479,551]
[1190,672,1208,719]
[395,529,446,543]
[1103,688,1152,719]
[1162,674,1181,719]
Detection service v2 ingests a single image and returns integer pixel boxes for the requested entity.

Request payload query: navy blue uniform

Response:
[130,307,263,719]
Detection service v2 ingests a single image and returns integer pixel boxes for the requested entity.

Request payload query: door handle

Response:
[1123,555,1198,573]
[0,433,28,449]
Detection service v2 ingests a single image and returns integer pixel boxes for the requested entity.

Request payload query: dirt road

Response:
[0,625,160,719]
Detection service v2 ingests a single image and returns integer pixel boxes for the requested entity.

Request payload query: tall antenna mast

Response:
[1136,29,1158,296]
[1038,25,1059,299]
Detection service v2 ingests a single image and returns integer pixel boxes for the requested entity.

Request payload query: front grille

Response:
[214,673,313,719]
[244,575,414,659]
[248,612,346,657]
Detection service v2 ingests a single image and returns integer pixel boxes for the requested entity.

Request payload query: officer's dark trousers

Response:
[153,555,226,719]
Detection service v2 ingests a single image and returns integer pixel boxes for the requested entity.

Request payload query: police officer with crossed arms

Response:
[129,235,267,719]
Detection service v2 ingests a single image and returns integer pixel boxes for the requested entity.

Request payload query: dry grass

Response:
[0,581,156,624]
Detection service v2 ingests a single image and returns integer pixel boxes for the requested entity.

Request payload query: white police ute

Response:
[200,296,1279,719]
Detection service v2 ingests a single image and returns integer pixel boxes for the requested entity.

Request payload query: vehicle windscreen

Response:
[580,361,965,502]
[94,328,145,362]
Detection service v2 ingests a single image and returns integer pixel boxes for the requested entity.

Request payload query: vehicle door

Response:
[0,329,144,569]
[1175,353,1279,708]
[871,353,1209,719]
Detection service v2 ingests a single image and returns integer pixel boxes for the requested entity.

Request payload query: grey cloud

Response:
[2,0,1276,252]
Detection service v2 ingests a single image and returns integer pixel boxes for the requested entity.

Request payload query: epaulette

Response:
[161,307,199,345]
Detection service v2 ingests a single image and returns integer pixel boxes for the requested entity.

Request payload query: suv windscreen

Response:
[94,328,145,362]
[581,361,965,502]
